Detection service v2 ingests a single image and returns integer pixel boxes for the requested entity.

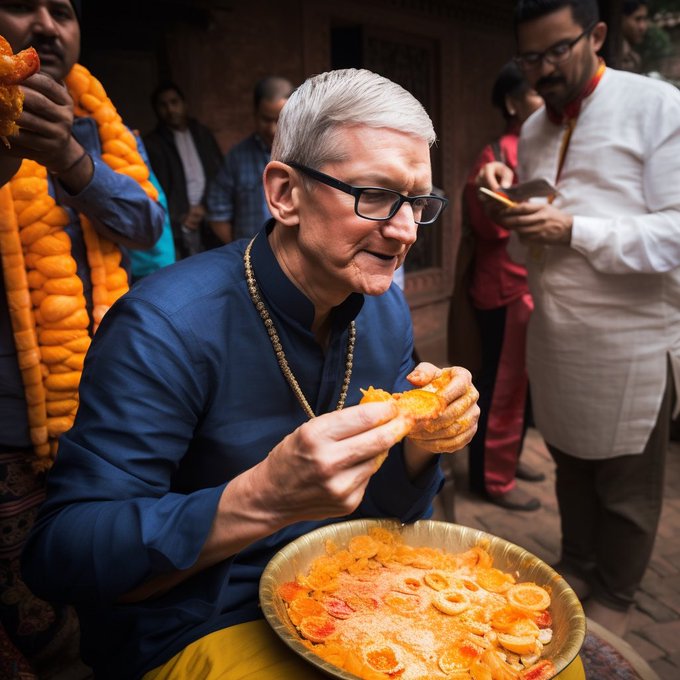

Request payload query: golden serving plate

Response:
[259,518,586,680]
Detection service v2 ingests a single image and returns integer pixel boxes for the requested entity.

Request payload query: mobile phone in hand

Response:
[504,178,557,202]
[478,187,517,207]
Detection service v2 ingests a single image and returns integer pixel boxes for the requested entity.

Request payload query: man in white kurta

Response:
[479,0,680,636]
[520,68,680,455]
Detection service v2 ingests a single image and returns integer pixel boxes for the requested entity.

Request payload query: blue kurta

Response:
[22,223,444,679]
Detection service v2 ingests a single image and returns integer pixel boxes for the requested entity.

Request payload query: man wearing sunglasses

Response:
[22,68,479,679]
[478,0,680,636]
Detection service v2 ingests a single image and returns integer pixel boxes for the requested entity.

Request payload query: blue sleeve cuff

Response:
[54,156,163,248]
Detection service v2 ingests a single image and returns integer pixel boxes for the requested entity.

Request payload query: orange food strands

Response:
[279,528,557,680]
[0,57,158,468]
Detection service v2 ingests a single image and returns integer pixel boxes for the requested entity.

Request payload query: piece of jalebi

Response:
[0,35,39,140]
[360,368,478,468]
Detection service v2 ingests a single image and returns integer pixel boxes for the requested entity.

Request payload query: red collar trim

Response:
[546,60,606,125]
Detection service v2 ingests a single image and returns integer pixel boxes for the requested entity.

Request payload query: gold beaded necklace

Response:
[244,236,356,419]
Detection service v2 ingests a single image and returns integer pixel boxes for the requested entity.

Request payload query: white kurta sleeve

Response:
[570,84,680,274]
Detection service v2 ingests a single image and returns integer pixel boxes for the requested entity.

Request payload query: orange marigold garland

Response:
[65,63,158,331]
[0,181,50,459]
[0,62,158,468]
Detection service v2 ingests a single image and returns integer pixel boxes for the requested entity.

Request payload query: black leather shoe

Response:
[515,461,546,482]
[486,487,541,512]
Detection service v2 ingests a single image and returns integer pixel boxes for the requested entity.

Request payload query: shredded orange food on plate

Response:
[0,56,157,469]
[278,527,557,680]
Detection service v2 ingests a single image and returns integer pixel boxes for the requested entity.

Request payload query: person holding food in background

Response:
[21,68,480,679]
[451,60,544,513]
[0,0,164,677]
[478,0,680,637]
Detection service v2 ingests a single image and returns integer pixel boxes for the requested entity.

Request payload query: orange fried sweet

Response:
[507,583,551,612]
[475,567,516,593]
[298,614,337,643]
[277,580,309,603]
[287,595,326,626]
[360,386,446,425]
[438,639,483,674]
[359,367,479,467]
[359,383,446,469]
[365,644,404,675]
[0,35,39,138]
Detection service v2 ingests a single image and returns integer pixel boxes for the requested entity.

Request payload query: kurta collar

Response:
[249,221,364,333]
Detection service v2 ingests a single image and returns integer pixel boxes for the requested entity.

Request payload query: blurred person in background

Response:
[145,81,223,258]
[620,0,649,73]
[207,76,294,244]
[451,61,544,512]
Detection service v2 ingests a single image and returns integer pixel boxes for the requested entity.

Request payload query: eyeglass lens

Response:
[357,189,442,224]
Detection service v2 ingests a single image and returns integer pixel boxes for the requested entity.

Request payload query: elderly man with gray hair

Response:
[22,68,479,679]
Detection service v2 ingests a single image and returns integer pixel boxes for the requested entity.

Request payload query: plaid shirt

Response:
[206,133,271,240]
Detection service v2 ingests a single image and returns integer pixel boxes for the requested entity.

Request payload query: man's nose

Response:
[537,57,557,77]
[383,202,418,245]
[32,7,60,36]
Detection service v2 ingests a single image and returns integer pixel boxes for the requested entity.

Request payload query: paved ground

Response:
[432,428,680,680]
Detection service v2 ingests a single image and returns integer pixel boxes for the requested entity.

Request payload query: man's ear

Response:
[592,21,608,53]
[264,161,300,226]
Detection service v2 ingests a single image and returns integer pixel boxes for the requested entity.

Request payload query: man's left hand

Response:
[502,202,573,245]
[405,363,479,454]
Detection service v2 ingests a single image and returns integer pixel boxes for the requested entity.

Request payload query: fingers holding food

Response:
[358,366,479,460]
[408,367,480,452]
[359,385,446,468]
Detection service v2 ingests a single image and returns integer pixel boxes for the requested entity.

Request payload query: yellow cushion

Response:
[144,619,586,680]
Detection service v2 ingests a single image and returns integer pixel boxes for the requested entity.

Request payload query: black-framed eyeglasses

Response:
[286,161,448,225]
[514,22,597,70]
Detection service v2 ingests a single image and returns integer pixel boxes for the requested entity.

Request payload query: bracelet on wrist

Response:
[48,150,90,176]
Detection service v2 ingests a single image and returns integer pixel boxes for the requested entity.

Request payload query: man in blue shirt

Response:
[22,68,479,680]
[207,75,293,243]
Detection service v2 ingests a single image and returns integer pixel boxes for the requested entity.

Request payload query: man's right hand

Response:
[182,204,206,231]
[1,73,94,192]
[251,401,411,524]
[475,160,517,223]
[120,400,411,603]
[476,160,514,194]
[4,73,78,170]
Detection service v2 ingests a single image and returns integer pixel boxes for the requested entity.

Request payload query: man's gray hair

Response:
[272,68,436,168]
